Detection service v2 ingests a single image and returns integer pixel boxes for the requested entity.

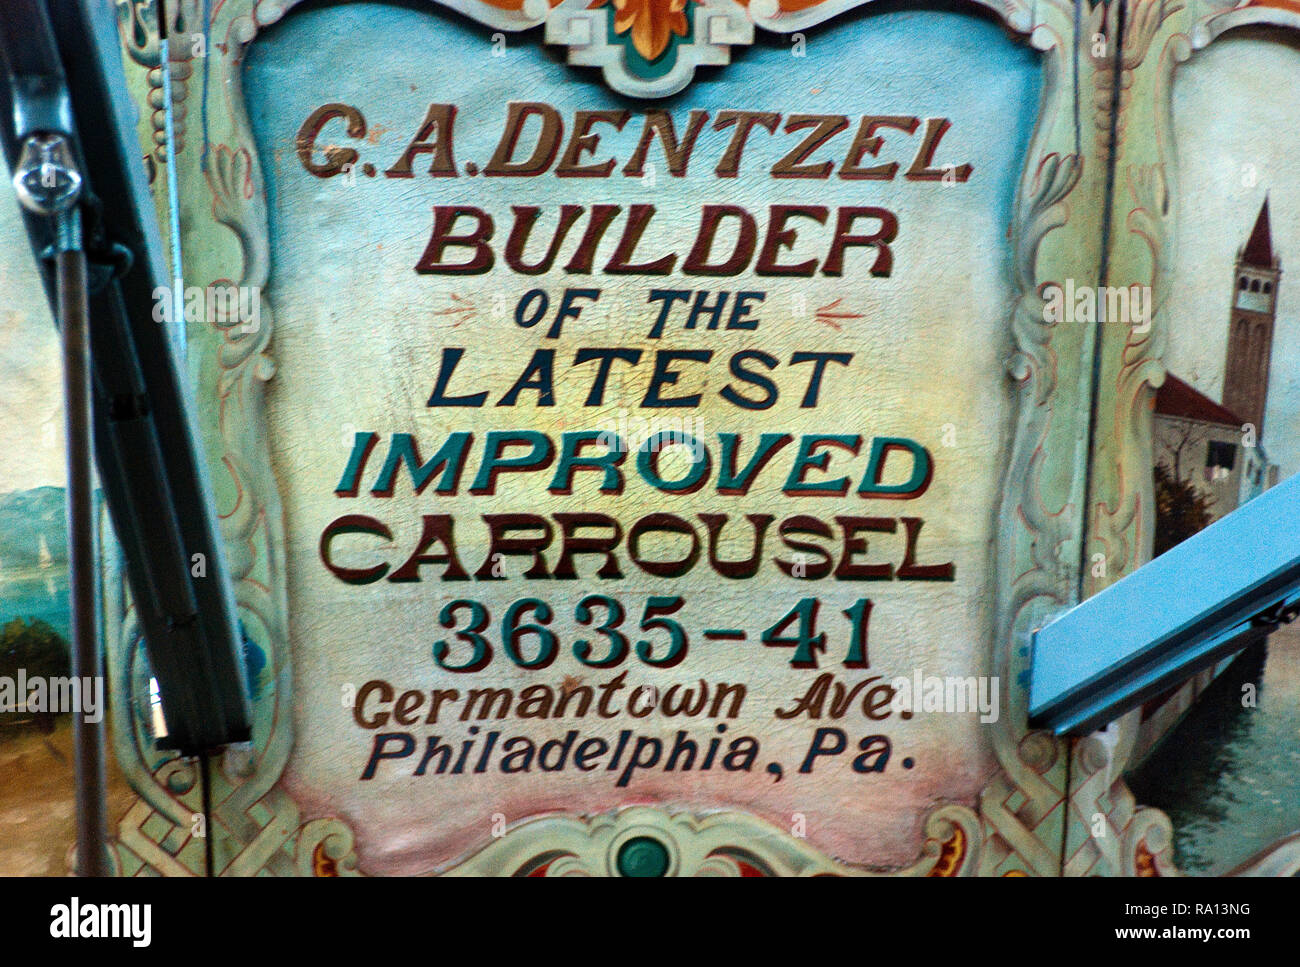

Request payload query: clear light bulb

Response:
[12,132,81,215]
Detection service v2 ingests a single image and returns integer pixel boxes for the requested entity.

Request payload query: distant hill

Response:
[0,487,66,564]
[0,487,68,638]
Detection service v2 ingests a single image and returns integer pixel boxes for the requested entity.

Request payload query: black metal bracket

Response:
[0,0,252,756]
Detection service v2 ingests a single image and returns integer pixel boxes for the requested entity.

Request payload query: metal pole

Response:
[57,214,109,877]
[12,127,106,875]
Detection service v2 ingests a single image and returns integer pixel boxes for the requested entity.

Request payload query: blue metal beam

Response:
[1030,469,1300,735]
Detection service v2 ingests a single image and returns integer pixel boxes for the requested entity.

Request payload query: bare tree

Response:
[1157,418,1207,484]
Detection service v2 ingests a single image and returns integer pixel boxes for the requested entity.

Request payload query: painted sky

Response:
[1162,34,1300,480]
[0,158,63,494]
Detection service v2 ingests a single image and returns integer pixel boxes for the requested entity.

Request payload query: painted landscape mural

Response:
[1126,27,1300,876]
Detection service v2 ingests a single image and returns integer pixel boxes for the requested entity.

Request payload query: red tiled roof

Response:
[1245,0,1300,13]
[1154,374,1245,427]
[1242,198,1274,268]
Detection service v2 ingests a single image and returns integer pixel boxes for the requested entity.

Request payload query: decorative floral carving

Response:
[590,0,690,60]
[446,804,981,876]
[114,1,201,163]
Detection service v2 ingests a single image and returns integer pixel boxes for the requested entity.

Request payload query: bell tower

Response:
[1222,197,1282,437]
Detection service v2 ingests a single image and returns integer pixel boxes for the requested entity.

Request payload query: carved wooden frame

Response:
[106,0,1120,876]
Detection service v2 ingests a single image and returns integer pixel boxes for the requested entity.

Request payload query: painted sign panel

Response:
[234,2,1038,874]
